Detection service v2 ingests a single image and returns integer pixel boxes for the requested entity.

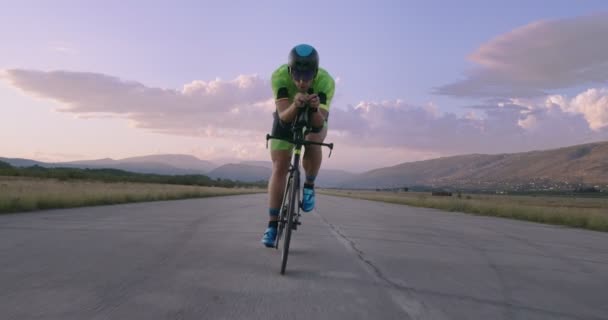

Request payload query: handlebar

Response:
[266,134,334,158]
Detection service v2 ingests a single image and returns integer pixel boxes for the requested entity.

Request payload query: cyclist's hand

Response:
[294,93,308,109]
[308,94,320,109]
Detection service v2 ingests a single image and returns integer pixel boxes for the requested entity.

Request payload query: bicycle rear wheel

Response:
[280,171,299,275]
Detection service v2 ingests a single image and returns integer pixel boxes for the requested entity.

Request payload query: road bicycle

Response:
[266,105,334,275]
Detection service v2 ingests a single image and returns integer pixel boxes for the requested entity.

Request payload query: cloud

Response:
[329,91,608,155]
[556,88,608,130]
[3,69,608,161]
[435,13,608,98]
[2,69,274,137]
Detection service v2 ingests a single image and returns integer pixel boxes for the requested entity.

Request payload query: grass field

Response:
[0,176,265,214]
[4,176,607,232]
[319,189,608,232]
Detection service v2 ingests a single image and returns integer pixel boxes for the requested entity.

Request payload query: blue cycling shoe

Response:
[261,227,277,248]
[301,187,315,212]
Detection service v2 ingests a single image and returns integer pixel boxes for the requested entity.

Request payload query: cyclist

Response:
[261,44,336,247]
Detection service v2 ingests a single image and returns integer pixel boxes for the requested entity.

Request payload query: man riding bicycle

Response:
[261,44,336,247]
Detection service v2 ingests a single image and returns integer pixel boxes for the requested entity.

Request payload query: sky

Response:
[2,0,608,173]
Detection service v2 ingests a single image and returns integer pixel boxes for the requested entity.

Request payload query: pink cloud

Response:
[3,69,274,136]
[3,69,608,161]
[329,95,608,155]
[435,13,608,98]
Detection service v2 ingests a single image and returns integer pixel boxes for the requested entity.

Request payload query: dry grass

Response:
[0,176,265,214]
[319,189,608,232]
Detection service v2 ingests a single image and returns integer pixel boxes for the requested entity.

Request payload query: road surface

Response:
[1,194,607,319]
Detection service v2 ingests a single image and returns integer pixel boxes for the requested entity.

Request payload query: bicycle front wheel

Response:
[280,172,298,275]
[275,174,293,250]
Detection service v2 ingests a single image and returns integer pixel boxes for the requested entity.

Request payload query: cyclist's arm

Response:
[309,88,332,130]
[276,97,299,123]
[310,108,327,129]
[310,70,334,130]
[272,66,301,123]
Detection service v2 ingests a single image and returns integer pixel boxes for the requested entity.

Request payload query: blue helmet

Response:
[288,44,319,81]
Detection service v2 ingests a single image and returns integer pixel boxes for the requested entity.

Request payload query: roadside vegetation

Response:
[319,189,608,232]
[0,161,265,214]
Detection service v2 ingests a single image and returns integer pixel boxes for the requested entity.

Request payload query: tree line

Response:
[0,161,266,188]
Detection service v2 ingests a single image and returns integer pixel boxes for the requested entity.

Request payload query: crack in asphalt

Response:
[316,212,439,320]
[316,205,607,320]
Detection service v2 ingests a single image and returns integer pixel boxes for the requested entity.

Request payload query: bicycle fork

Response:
[291,148,303,230]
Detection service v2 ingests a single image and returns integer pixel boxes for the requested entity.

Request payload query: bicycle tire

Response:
[275,173,293,250]
[280,172,298,275]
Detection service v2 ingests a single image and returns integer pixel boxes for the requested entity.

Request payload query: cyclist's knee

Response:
[306,127,327,143]
[271,155,290,176]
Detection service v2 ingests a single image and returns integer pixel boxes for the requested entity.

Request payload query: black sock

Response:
[268,221,278,229]
[304,173,316,191]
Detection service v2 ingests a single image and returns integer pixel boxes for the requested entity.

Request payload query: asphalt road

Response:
[1,194,607,320]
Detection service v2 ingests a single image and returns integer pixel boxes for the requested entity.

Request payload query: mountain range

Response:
[2,140,608,191]
[0,154,215,176]
[338,141,608,191]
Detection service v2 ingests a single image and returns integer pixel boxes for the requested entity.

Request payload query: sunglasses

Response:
[290,69,315,81]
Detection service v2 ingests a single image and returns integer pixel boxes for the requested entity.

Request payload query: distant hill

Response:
[5,141,607,191]
[315,168,357,188]
[59,160,201,176]
[339,141,608,191]
[0,158,48,167]
[120,154,216,172]
[205,162,356,187]
[207,164,271,182]
[1,154,216,176]
[0,156,354,186]
[239,161,272,169]
[0,156,335,185]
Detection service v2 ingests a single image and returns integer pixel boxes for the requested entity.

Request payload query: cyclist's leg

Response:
[261,144,292,247]
[268,111,294,220]
[269,147,292,218]
[262,111,294,247]
[300,123,327,212]
[302,123,328,183]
